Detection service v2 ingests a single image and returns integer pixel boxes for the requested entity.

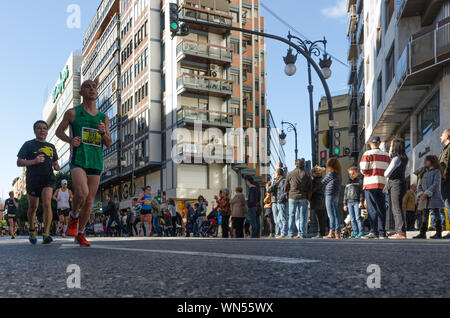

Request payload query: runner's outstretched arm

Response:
[17,155,44,167]
[99,116,112,147]
[53,189,59,201]
[56,109,81,147]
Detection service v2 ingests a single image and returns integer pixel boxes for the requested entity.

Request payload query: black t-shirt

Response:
[17,140,58,182]
[4,198,18,214]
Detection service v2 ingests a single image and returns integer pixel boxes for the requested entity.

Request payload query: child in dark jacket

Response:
[343,167,365,238]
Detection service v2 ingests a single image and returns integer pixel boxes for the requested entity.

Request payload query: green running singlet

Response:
[70,105,106,172]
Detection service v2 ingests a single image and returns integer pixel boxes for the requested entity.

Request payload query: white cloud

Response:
[321,0,347,19]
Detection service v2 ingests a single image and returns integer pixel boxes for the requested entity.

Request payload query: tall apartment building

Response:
[78,0,268,208]
[163,0,268,207]
[347,0,365,165]
[43,51,83,173]
[348,0,450,182]
[81,0,122,202]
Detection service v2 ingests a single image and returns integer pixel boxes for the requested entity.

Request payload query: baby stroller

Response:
[199,210,219,238]
[340,214,353,239]
[340,208,369,239]
[174,212,184,237]
[160,212,174,237]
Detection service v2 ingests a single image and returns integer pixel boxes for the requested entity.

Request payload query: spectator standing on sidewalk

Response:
[385,138,409,239]
[268,169,288,238]
[343,167,365,238]
[439,129,450,238]
[360,136,391,239]
[403,184,417,231]
[246,177,261,238]
[263,182,275,238]
[217,189,231,238]
[185,201,197,237]
[151,197,163,237]
[310,166,327,238]
[231,187,247,238]
[285,159,312,239]
[414,156,444,239]
[105,194,127,237]
[322,158,342,239]
[168,199,177,237]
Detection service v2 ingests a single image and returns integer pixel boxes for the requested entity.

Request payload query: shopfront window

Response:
[417,91,440,143]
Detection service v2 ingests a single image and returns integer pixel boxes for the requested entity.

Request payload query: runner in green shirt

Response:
[56,80,112,247]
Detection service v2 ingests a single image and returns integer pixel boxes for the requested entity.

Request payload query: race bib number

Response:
[144,200,151,205]
[82,127,102,147]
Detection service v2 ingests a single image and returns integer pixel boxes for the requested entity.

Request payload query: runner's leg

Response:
[8,218,14,236]
[41,187,53,235]
[71,169,89,217]
[78,175,100,233]
[27,196,39,226]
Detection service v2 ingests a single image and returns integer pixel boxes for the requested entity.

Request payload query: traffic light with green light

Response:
[169,3,180,36]
[333,131,341,157]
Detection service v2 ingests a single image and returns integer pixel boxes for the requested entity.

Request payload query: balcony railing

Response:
[396,18,450,86]
[180,5,232,28]
[176,40,233,64]
[177,106,234,127]
[347,33,357,60]
[356,12,364,44]
[176,142,234,162]
[177,73,233,96]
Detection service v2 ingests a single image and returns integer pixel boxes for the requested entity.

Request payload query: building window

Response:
[231,73,240,85]
[385,46,395,88]
[231,41,239,54]
[376,26,382,56]
[231,104,240,116]
[417,92,440,143]
[377,74,383,108]
[385,0,394,30]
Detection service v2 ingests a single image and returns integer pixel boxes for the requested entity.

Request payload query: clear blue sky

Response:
[0,0,349,198]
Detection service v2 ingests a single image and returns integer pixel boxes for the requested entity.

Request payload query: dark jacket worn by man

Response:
[268,176,287,204]
[439,142,450,181]
[104,200,118,217]
[284,164,312,201]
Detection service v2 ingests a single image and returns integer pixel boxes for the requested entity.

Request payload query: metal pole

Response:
[294,126,298,161]
[178,19,335,157]
[307,61,316,166]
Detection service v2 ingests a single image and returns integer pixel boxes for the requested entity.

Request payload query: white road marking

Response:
[59,244,319,264]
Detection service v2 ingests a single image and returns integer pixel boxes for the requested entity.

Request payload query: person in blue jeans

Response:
[430,208,446,229]
[268,168,288,238]
[284,159,312,239]
[246,177,261,238]
[322,158,342,239]
[343,167,365,238]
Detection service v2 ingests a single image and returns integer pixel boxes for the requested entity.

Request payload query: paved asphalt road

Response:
[1,236,450,298]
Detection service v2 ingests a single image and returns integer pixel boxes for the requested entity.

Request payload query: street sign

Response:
[329,120,339,127]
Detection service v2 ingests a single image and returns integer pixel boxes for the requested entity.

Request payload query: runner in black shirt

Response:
[17,120,60,244]
[2,191,19,239]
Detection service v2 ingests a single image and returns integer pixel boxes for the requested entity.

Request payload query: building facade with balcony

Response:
[78,0,268,210]
[81,0,125,203]
[267,110,287,178]
[43,51,83,173]
[163,0,269,208]
[353,0,450,183]
[347,0,366,165]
